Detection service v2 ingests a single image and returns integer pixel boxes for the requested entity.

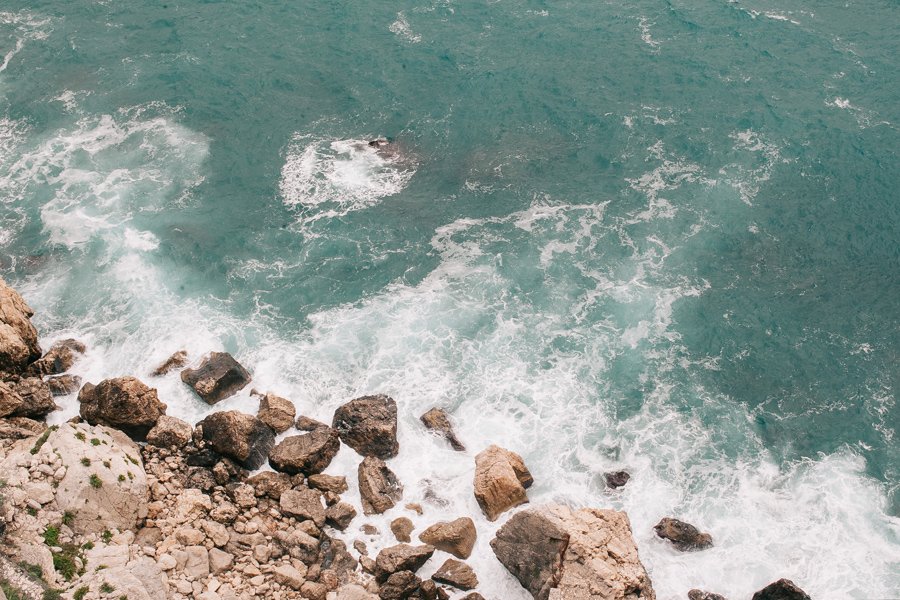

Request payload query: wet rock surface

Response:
[358,456,403,515]
[181,351,252,404]
[654,517,713,551]
[473,445,533,521]
[419,407,465,451]
[751,579,812,600]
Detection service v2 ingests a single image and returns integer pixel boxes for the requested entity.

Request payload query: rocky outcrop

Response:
[605,470,631,489]
[373,544,435,582]
[332,395,399,459]
[0,278,41,375]
[358,456,403,515]
[418,517,476,559]
[491,504,655,600]
[269,427,340,475]
[751,579,811,600]
[420,407,465,451]
[181,352,251,404]
[432,558,478,590]
[78,376,166,439]
[146,415,193,449]
[474,445,533,521]
[198,410,275,470]
[653,517,713,551]
[151,349,188,376]
[257,392,296,433]
[26,338,85,377]
[8,377,56,418]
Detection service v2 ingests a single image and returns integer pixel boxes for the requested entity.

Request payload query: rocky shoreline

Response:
[0,277,812,600]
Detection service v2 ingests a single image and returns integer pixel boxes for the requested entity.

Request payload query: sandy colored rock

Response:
[146,414,193,448]
[419,517,476,559]
[653,517,713,551]
[152,349,188,376]
[78,376,166,439]
[280,487,327,527]
[0,381,22,417]
[751,579,811,600]
[330,584,378,599]
[474,445,533,521]
[199,410,275,470]
[181,351,251,404]
[374,544,435,582]
[432,558,478,590]
[274,564,307,590]
[9,377,56,418]
[0,278,42,375]
[390,517,414,543]
[491,504,655,600]
[247,470,292,499]
[257,392,296,433]
[358,456,403,515]
[332,394,399,459]
[46,374,82,396]
[420,407,465,451]
[308,473,348,494]
[269,427,341,475]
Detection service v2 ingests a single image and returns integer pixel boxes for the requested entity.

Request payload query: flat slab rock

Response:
[181,351,251,404]
[374,544,435,582]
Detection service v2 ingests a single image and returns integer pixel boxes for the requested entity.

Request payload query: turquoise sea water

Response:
[1,1,898,597]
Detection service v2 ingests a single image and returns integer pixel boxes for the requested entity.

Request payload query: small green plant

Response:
[26,507,37,517]
[1,579,26,600]
[89,474,102,489]
[101,530,112,543]
[125,455,138,466]
[42,525,60,547]
[96,564,107,571]
[73,587,89,600]
[90,438,100,446]
[62,511,76,526]
[118,474,125,482]
[21,562,43,581]
[51,552,76,580]
[82,541,94,550]
[30,426,57,455]
[80,458,91,466]
[100,582,114,593]
[126,471,134,480]
[75,432,86,441]
[42,588,62,600]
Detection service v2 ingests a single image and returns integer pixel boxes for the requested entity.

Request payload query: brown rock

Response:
[654,517,713,551]
[689,590,728,600]
[374,544,434,582]
[0,416,44,439]
[419,580,450,600]
[420,408,465,451]
[0,278,42,374]
[308,473,348,494]
[751,579,811,600]
[297,415,330,431]
[461,594,484,600]
[181,351,251,404]
[78,376,164,437]
[151,350,188,376]
[473,445,532,521]
[269,428,341,475]
[432,558,478,591]
[605,470,631,489]
[325,502,357,531]
[332,394,398,459]
[257,392,296,433]
[0,380,22,417]
[280,487,327,527]
[273,563,306,590]
[379,571,420,600]
[46,374,82,396]
[199,410,275,469]
[247,471,293,499]
[9,377,56,418]
[146,415,193,448]
[390,517,414,543]
[418,517,476,559]
[358,456,403,515]
[27,338,85,376]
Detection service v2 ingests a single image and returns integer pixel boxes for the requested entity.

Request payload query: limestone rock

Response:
[27,338,85,376]
[199,410,275,470]
[654,517,713,551]
[46,374,82,396]
[151,349,188,376]
[257,392,296,433]
[181,351,251,404]
[474,445,532,521]
[269,427,341,475]
[491,504,655,600]
[146,415,193,448]
[0,278,42,375]
[78,376,166,439]
[0,381,22,417]
[332,394,399,459]
[431,558,478,591]
[605,471,631,489]
[209,548,234,574]
[358,456,403,515]
[419,517,476,559]
[330,584,378,599]
[374,544,435,582]
[390,517,414,543]
[280,487,327,527]
[420,407,465,451]
[274,564,306,590]
[308,473,348,494]
[10,377,56,418]
[751,579,811,600]
[184,545,210,579]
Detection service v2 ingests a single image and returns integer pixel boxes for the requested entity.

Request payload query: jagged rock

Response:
[257,392,296,433]
[181,351,251,404]
[10,377,56,418]
[654,517,713,551]
[325,502,357,530]
[0,381,22,417]
[27,338,85,376]
[0,278,42,375]
[186,447,220,467]
[78,376,166,439]
[358,456,403,515]
[379,571,421,599]
[297,415,330,431]
[308,473,348,494]
[146,415,193,448]
[419,517,476,559]
[689,591,728,600]
[247,471,292,499]
[269,427,341,475]
[280,487,327,527]
[46,374,82,396]
[332,394,399,459]
[391,517,414,543]
[199,410,275,470]
[420,407,465,451]
[751,579,811,600]
[491,504,655,600]
[374,544,435,582]
[474,445,533,521]
[152,350,188,376]
[605,470,631,489]
[432,558,478,590]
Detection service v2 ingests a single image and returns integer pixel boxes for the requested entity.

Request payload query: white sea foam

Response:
[389,12,422,44]
[0,10,52,74]
[638,17,661,50]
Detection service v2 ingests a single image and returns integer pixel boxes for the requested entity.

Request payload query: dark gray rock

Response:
[332,394,398,459]
[751,579,811,600]
[654,517,713,551]
[181,352,251,404]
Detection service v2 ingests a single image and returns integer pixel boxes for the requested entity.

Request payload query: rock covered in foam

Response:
[0,278,42,376]
[269,427,340,475]
[332,394,399,459]
[491,504,655,600]
[198,410,274,470]
[358,456,403,515]
[751,579,811,600]
[420,407,465,451]
[78,376,166,439]
[473,444,533,521]
[26,338,85,377]
[181,351,251,404]
[151,349,188,376]
[653,517,713,551]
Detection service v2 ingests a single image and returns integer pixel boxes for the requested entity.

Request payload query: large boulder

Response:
[145,415,193,448]
[418,517,477,559]
[420,407,465,451]
[9,377,56,418]
[26,338,85,376]
[358,456,403,515]
[0,278,42,375]
[474,445,533,521]
[181,352,251,404]
[491,504,655,600]
[257,392,296,433]
[0,380,23,417]
[332,394,399,459]
[374,544,435,582]
[199,410,275,470]
[653,517,713,551]
[751,579,811,600]
[432,558,478,591]
[78,377,166,439]
[269,427,341,475]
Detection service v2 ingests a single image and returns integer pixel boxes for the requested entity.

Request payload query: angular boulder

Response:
[0,380,22,417]
[307,473,348,494]
[280,487,327,527]
[151,350,188,376]
[325,502,358,531]
[199,410,275,470]
[491,504,655,600]
[332,394,399,459]
[474,445,533,521]
[46,374,82,396]
[269,427,340,475]
[257,392,296,433]
[432,558,478,591]
[247,471,293,499]
[9,377,56,418]
[379,571,420,600]
[751,579,811,600]
[374,544,435,582]
[420,407,465,451]
[653,517,713,551]
[78,377,166,439]
[181,352,251,404]
[358,456,403,515]
[391,517,414,543]
[605,470,631,489]
[146,415,193,448]
[0,278,42,375]
[27,338,85,376]
[419,517,476,559]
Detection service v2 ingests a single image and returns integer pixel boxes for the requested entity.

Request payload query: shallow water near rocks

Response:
[1,1,898,598]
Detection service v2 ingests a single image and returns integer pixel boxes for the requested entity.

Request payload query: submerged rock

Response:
[46,374,82,396]
[358,456,403,515]
[751,579,811,600]
[654,517,713,551]
[78,376,166,439]
[418,517,476,559]
[391,517,414,543]
[198,410,275,470]
[269,427,340,475]
[181,351,251,404]
[474,445,533,521]
[257,391,296,433]
[151,349,188,376]
[0,278,42,375]
[27,338,86,376]
[420,407,465,451]
[491,504,655,600]
[332,394,399,459]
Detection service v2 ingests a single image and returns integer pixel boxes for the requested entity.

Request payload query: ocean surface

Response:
[1,1,898,597]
